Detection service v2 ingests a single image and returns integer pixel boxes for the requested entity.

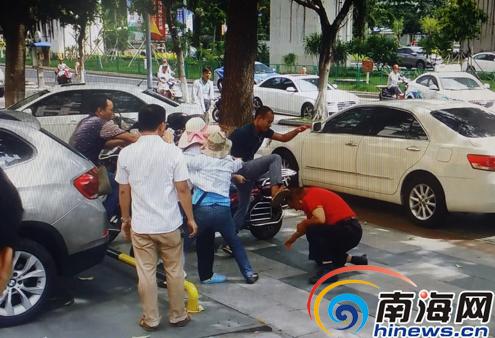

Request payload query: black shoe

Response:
[308,264,338,284]
[246,272,259,284]
[350,254,368,265]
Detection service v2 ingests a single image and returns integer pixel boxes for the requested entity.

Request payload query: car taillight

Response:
[467,154,495,171]
[74,167,99,199]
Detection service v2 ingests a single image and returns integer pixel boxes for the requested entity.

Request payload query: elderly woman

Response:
[178,123,258,284]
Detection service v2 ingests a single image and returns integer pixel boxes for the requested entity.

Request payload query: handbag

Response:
[96,165,112,196]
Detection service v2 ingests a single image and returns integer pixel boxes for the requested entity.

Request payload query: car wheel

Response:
[249,205,283,240]
[301,103,315,119]
[0,239,56,327]
[276,150,299,188]
[403,175,447,228]
[416,61,425,70]
[253,97,263,110]
[212,106,221,122]
[217,79,223,92]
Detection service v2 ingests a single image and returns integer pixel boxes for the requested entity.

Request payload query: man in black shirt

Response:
[229,106,308,230]
[0,168,23,292]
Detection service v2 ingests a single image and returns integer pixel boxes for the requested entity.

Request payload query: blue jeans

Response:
[194,205,254,281]
[233,154,282,231]
[103,171,119,220]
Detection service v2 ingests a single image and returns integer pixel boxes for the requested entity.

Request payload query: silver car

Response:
[0,111,109,327]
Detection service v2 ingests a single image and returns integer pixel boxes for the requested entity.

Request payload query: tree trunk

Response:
[164,0,190,103]
[4,23,26,106]
[220,0,258,128]
[77,23,87,83]
[192,13,201,47]
[314,26,333,121]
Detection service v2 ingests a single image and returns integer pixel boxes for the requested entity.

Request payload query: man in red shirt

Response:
[285,187,367,283]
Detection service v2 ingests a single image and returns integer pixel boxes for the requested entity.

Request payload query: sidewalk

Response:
[3,210,493,338]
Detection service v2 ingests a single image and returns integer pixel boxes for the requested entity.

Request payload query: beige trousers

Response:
[131,229,187,327]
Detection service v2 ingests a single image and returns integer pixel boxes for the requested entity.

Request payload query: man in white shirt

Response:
[115,104,198,331]
[387,64,404,99]
[192,67,215,113]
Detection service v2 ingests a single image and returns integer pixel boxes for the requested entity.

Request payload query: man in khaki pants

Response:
[116,104,198,332]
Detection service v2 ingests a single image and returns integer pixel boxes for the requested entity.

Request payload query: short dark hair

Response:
[138,104,166,131]
[255,105,274,119]
[88,95,111,116]
[202,67,212,73]
[287,187,305,205]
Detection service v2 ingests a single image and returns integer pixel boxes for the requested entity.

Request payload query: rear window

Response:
[0,129,35,168]
[8,90,50,110]
[431,108,495,138]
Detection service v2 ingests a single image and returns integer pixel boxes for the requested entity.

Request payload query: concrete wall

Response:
[37,19,105,56]
[472,0,495,53]
[269,0,353,67]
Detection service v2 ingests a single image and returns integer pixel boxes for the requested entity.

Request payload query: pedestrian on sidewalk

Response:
[180,129,259,284]
[116,104,198,331]
[192,67,214,114]
[0,168,23,292]
[284,187,368,284]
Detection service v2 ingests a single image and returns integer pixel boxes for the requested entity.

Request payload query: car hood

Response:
[441,89,495,102]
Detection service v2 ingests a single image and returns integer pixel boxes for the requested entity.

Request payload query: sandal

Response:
[139,318,159,332]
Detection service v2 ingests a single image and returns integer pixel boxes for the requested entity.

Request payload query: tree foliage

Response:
[349,35,398,68]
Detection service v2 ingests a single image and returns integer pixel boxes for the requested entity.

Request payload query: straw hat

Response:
[201,131,231,159]
[177,117,207,149]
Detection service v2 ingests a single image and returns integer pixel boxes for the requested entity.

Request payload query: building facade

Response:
[472,0,495,52]
[269,0,353,67]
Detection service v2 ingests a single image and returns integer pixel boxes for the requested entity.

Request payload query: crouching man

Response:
[284,187,368,284]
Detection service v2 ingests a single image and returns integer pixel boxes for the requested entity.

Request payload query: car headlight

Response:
[470,100,495,108]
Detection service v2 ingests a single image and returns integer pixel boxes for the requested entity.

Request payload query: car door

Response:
[256,77,283,111]
[278,78,299,115]
[301,107,375,190]
[28,90,84,142]
[356,107,429,195]
[397,48,413,67]
[414,75,438,99]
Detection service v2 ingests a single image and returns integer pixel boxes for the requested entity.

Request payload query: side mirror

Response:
[484,83,491,89]
[312,121,322,132]
[23,108,33,115]
[272,68,276,72]
[332,84,338,89]
[286,86,297,92]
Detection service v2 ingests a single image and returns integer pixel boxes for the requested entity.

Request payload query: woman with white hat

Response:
[179,128,259,284]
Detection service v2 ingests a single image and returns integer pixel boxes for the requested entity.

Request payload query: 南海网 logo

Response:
[306,265,416,336]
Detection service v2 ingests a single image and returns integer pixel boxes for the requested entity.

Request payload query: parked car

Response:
[462,52,495,73]
[213,61,278,90]
[253,75,359,118]
[397,46,442,69]
[406,71,495,110]
[261,100,495,227]
[7,83,201,142]
[0,110,109,327]
[0,68,4,97]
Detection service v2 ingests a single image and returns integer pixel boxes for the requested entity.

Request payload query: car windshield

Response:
[8,90,50,110]
[143,89,179,107]
[298,78,333,92]
[431,107,495,137]
[255,63,273,74]
[440,77,481,90]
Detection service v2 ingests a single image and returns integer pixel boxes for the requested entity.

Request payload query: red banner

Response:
[151,0,166,41]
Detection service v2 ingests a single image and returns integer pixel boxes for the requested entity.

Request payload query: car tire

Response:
[249,205,283,240]
[253,97,263,110]
[403,175,447,228]
[0,239,56,327]
[301,103,315,119]
[416,61,425,70]
[217,79,223,92]
[212,105,221,122]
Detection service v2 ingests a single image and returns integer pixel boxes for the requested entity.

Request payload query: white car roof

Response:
[417,71,478,79]
[46,83,149,94]
[351,99,483,116]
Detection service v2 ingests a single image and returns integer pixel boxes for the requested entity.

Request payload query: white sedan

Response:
[462,51,495,72]
[8,83,201,142]
[406,71,495,110]
[261,100,495,227]
[253,75,359,118]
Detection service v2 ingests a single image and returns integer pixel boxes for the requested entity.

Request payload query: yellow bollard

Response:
[106,248,203,313]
